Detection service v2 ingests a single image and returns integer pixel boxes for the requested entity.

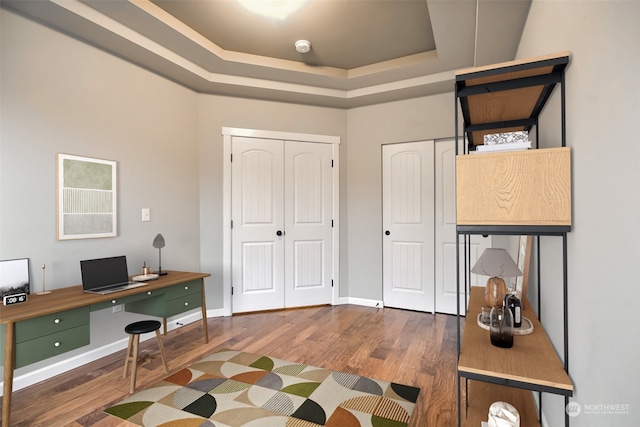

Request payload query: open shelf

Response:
[459,287,573,396]
[455,51,570,148]
[462,381,540,427]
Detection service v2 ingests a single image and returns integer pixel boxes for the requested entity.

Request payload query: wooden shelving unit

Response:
[454,52,573,427]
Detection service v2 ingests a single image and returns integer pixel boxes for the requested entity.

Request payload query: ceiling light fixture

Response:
[295,39,311,54]
[236,0,308,20]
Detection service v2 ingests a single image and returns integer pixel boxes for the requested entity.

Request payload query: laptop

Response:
[80,255,148,294]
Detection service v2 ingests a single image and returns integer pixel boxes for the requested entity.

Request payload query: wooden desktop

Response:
[0,270,210,427]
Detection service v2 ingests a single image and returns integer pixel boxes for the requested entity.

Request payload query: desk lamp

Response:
[152,233,168,276]
[472,248,521,307]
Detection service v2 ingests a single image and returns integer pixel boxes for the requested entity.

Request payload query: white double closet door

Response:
[231,137,334,313]
[382,139,490,314]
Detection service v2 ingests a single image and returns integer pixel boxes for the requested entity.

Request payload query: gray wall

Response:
[0,8,349,378]
[517,1,640,426]
[1,9,202,373]
[2,3,640,425]
[345,95,455,300]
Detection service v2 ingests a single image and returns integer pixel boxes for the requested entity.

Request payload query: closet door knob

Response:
[276,230,284,236]
[385,230,391,236]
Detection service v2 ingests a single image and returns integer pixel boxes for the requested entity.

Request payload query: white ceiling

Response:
[2,0,532,108]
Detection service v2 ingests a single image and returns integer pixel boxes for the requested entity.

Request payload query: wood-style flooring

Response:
[1,305,465,427]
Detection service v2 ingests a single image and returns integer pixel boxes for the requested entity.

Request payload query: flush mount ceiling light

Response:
[236,0,308,20]
[295,39,311,54]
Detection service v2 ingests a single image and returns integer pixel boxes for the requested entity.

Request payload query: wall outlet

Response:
[112,304,123,313]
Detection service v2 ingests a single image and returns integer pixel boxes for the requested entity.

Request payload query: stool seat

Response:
[123,319,169,393]
[125,320,162,335]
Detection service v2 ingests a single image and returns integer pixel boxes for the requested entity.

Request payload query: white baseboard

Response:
[335,296,384,308]
[0,311,214,396]
[3,337,130,396]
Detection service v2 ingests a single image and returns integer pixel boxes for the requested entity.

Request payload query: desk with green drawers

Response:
[0,270,210,427]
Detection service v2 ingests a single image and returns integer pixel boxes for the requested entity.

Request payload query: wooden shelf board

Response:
[455,51,570,146]
[458,287,573,394]
[455,51,570,79]
[462,380,540,427]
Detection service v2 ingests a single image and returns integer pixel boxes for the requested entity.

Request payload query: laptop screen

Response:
[80,256,130,291]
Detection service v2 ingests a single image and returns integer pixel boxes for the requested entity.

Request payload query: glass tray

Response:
[477,313,534,335]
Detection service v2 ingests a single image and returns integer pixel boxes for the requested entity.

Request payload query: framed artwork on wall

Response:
[0,258,30,299]
[57,153,117,240]
[515,235,532,304]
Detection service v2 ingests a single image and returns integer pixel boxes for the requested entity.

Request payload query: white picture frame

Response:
[57,153,117,240]
[0,258,30,298]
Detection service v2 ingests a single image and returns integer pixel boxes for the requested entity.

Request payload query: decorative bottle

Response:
[505,293,522,328]
[489,304,514,348]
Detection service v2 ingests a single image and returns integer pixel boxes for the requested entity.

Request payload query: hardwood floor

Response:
[1,305,465,427]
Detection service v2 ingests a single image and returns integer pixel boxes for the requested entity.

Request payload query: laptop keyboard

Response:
[91,282,148,294]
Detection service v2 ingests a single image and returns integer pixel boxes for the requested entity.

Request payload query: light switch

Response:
[141,208,150,222]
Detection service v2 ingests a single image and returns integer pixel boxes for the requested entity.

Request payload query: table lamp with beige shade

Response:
[472,248,522,307]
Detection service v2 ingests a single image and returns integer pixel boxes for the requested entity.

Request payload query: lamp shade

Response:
[152,233,165,249]
[152,233,167,276]
[472,248,522,278]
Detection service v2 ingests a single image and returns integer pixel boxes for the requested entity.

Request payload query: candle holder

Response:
[37,264,51,295]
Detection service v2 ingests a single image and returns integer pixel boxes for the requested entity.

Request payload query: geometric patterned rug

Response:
[105,349,420,427]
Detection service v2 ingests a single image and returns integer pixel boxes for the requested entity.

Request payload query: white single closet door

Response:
[284,141,333,308]
[434,138,491,314]
[382,140,435,313]
[231,137,285,313]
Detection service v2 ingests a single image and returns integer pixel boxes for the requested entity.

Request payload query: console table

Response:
[0,270,210,427]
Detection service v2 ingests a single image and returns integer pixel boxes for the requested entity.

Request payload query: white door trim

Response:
[222,127,340,315]
[223,127,340,144]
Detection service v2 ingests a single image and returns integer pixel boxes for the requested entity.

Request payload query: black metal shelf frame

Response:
[454,54,571,427]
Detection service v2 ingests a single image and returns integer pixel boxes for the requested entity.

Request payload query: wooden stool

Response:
[123,320,169,393]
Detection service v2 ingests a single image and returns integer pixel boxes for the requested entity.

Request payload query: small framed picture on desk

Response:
[0,258,30,304]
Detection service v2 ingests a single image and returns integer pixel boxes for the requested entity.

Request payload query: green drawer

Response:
[165,280,201,300]
[166,292,202,317]
[15,306,90,343]
[15,324,90,368]
[124,282,201,318]
[91,288,165,312]
[125,294,166,317]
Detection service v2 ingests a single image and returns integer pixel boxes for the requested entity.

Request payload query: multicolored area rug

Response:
[105,349,420,427]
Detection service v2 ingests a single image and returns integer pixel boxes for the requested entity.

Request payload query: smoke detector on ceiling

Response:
[295,40,311,54]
